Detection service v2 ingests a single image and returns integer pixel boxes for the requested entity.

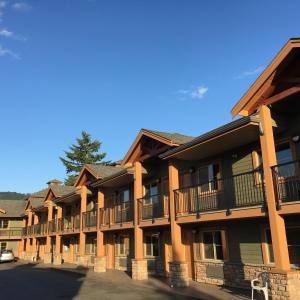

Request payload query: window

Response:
[266,227,300,265]
[0,219,8,229]
[116,234,130,256]
[144,183,159,204]
[202,231,223,260]
[199,163,220,192]
[120,189,130,209]
[85,237,96,254]
[0,242,7,251]
[144,233,160,257]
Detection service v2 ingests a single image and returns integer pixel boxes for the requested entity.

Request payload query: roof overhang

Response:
[231,38,300,117]
[74,165,102,187]
[54,188,87,204]
[121,129,180,166]
[160,116,262,161]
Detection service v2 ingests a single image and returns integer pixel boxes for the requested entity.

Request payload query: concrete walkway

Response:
[34,262,251,300]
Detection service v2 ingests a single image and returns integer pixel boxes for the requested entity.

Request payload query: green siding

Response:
[227,221,263,264]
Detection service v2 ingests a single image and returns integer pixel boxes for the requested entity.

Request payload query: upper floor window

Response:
[144,182,159,205]
[202,231,224,260]
[199,163,220,192]
[0,219,8,229]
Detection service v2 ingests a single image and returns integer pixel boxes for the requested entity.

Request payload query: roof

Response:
[28,188,48,199]
[30,198,44,208]
[160,115,259,159]
[0,200,26,218]
[143,129,194,145]
[50,185,77,198]
[85,164,125,178]
[231,38,300,117]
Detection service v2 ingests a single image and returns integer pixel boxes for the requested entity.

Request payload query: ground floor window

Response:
[85,237,96,254]
[202,231,224,260]
[0,242,7,251]
[144,232,160,257]
[266,227,300,265]
[116,234,130,256]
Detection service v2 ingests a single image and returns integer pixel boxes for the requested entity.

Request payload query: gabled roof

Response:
[231,38,300,117]
[0,200,26,218]
[74,164,124,186]
[144,129,194,145]
[27,188,48,199]
[49,185,76,198]
[122,128,194,166]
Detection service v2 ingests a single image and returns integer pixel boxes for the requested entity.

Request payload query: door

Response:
[183,229,195,279]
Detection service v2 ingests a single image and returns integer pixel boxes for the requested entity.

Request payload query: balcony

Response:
[99,201,133,228]
[33,223,48,236]
[57,216,80,234]
[82,210,97,230]
[174,169,265,217]
[0,228,23,239]
[48,219,57,235]
[138,194,169,222]
[272,160,300,206]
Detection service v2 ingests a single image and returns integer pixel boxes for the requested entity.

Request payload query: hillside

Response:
[0,192,28,200]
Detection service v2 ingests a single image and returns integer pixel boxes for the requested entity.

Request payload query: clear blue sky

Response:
[0,0,299,193]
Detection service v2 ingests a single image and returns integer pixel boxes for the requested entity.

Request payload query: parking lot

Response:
[0,261,250,300]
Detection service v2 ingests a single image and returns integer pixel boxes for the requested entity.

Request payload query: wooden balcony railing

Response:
[0,228,23,238]
[138,194,169,222]
[272,160,300,208]
[33,223,48,236]
[48,219,57,234]
[99,201,133,227]
[82,210,97,230]
[174,169,265,217]
[57,215,81,233]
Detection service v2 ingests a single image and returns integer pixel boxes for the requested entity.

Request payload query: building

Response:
[0,199,25,256]
[19,38,300,299]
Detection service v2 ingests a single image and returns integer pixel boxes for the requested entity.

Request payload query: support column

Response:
[53,205,62,265]
[19,218,26,259]
[31,213,39,261]
[94,189,106,272]
[78,185,88,266]
[168,160,189,287]
[26,211,33,260]
[44,203,53,264]
[132,161,148,280]
[259,105,290,272]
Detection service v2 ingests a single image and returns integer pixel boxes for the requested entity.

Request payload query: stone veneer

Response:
[169,262,189,287]
[43,252,52,264]
[194,260,300,299]
[132,259,148,280]
[94,256,107,272]
[115,256,131,272]
[53,253,62,265]
[77,255,89,267]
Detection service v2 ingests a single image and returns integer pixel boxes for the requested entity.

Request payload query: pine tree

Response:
[60,131,108,185]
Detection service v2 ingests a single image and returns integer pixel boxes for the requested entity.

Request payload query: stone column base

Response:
[25,251,38,262]
[53,253,63,265]
[169,262,189,287]
[94,256,107,273]
[269,270,300,300]
[77,255,89,267]
[19,251,26,260]
[43,252,53,264]
[132,259,148,280]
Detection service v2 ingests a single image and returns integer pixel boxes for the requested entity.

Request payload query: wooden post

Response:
[32,214,39,253]
[55,205,62,255]
[46,203,53,253]
[259,105,290,271]
[27,211,33,253]
[168,160,185,262]
[79,186,87,257]
[134,161,143,259]
[96,190,105,258]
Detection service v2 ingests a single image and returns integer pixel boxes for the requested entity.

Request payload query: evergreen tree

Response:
[60,131,108,185]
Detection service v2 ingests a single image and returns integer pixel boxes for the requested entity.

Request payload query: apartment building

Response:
[19,38,300,299]
[0,199,25,256]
